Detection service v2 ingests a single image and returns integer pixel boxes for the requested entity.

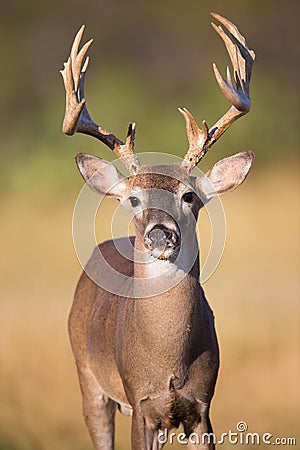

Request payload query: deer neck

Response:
[133,230,200,288]
[131,232,204,362]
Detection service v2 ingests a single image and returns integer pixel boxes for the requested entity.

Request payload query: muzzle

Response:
[144,225,180,260]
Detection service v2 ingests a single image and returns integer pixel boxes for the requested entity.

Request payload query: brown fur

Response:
[63,13,255,450]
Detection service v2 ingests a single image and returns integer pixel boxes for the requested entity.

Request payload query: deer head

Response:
[61,13,255,265]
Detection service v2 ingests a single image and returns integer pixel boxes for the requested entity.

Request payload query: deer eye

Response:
[182,192,194,204]
[128,196,140,208]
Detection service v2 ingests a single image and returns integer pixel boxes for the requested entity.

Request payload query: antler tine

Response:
[113,122,140,174]
[178,108,209,168]
[60,26,140,175]
[181,13,255,173]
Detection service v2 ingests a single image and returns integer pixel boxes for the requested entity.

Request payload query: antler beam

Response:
[181,13,255,172]
[60,26,140,174]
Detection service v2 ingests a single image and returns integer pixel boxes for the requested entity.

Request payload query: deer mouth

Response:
[150,246,179,260]
[144,225,180,260]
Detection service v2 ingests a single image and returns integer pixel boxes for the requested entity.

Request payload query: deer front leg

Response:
[131,410,164,450]
[77,366,116,450]
[185,402,215,450]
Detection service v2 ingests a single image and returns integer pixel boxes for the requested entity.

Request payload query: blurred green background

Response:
[0,0,299,449]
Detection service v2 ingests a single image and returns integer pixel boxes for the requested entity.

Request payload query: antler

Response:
[180,13,255,173]
[60,26,140,175]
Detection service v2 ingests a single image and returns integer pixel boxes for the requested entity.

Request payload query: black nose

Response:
[145,225,179,250]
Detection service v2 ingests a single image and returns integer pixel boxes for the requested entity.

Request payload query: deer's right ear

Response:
[75,153,128,199]
[196,151,254,202]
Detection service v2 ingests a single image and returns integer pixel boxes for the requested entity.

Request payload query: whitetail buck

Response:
[61,13,255,450]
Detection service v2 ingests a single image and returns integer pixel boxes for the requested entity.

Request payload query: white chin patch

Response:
[151,247,174,260]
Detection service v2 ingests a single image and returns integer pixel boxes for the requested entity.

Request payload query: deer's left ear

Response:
[75,153,129,199]
[196,151,254,201]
